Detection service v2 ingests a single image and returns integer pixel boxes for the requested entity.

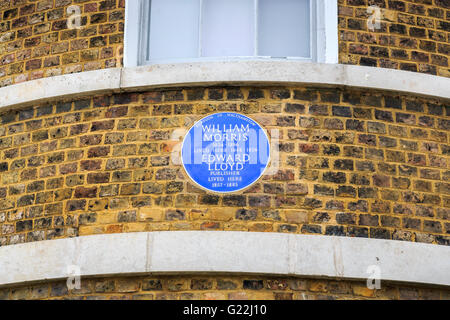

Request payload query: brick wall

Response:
[1,274,449,300]
[339,0,450,77]
[0,0,124,87]
[1,0,449,302]
[0,86,448,247]
[1,0,449,89]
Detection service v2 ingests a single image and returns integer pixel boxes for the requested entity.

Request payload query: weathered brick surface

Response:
[0,86,448,247]
[0,0,124,87]
[0,275,449,300]
[339,0,450,77]
[0,0,449,88]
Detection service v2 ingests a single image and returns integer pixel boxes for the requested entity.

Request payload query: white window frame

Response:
[124,0,338,67]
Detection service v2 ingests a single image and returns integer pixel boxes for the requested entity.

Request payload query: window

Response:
[124,0,338,67]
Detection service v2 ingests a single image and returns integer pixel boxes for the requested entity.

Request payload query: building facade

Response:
[0,0,449,300]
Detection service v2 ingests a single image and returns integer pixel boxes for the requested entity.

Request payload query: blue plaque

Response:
[181,112,270,193]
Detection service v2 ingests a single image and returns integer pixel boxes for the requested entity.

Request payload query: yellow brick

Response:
[167,279,189,291]
[210,208,235,221]
[122,223,146,233]
[105,224,123,234]
[309,281,328,293]
[283,210,309,224]
[171,222,199,230]
[78,226,105,236]
[381,9,396,22]
[116,279,139,293]
[146,222,171,231]
[223,222,248,231]
[353,285,375,298]
[96,213,117,224]
[228,291,249,300]
[88,199,109,211]
[190,209,210,220]
[438,68,450,78]
[138,208,164,222]
[203,292,227,300]
[248,222,273,232]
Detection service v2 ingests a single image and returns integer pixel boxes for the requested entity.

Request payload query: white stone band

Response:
[0,231,449,288]
[1,61,449,110]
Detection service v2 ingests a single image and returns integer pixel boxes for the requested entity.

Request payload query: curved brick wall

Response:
[0,0,449,301]
[0,0,124,87]
[1,274,449,300]
[0,86,448,247]
[339,0,450,77]
[0,0,449,89]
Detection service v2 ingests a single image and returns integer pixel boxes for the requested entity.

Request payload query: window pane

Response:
[201,0,254,57]
[148,0,200,61]
[258,0,310,58]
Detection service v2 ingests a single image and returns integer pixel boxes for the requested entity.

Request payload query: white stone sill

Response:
[0,231,449,288]
[0,61,449,111]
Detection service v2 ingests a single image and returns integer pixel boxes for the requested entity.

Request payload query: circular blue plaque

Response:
[181,112,270,193]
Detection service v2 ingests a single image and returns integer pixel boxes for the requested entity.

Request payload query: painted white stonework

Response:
[0,231,449,288]
[0,61,449,110]
[0,68,121,110]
